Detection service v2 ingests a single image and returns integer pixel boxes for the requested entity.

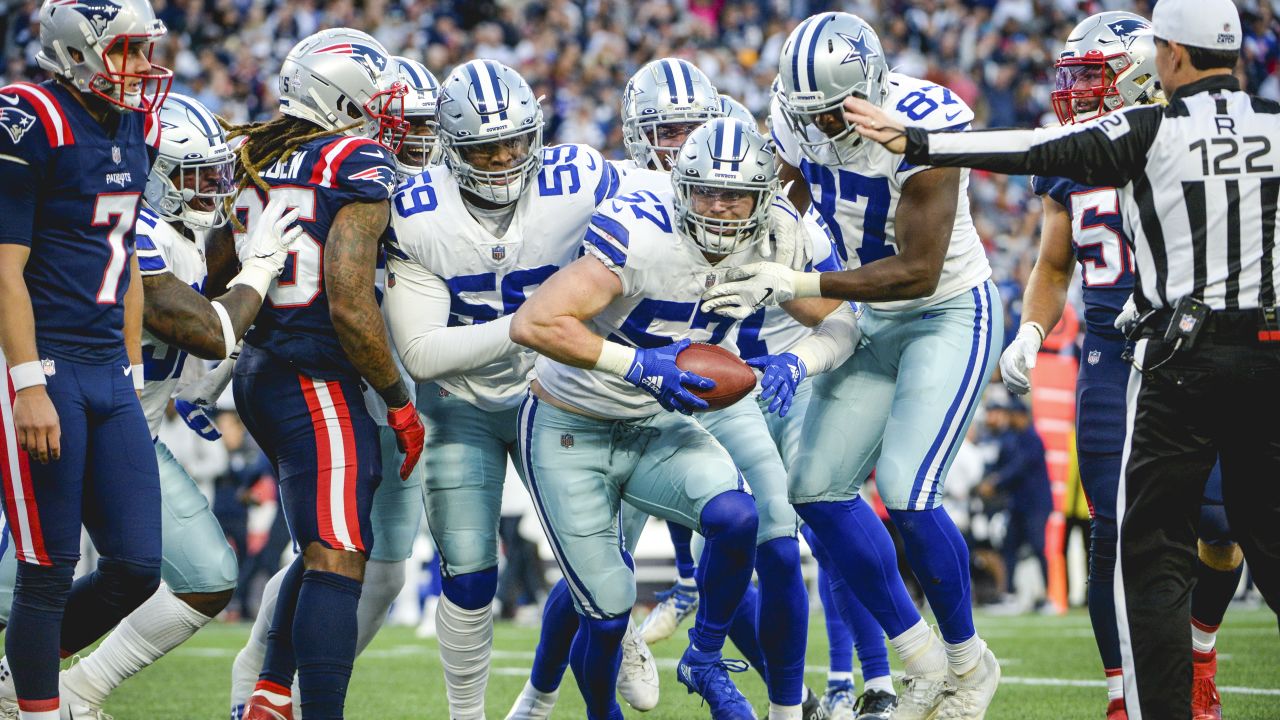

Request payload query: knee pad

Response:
[1199,504,1234,546]
[699,491,758,545]
[13,561,75,614]
[1198,540,1243,572]
[756,536,801,576]
[441,566,498,611]
[96,557,162,608]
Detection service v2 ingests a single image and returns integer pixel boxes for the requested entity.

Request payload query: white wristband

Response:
[792,271,823,299]
[227,258,278,301]
[131,364,145,391]
[210,301,238,359]
[8,361,45,391]
[594,341,636,377]
[1020,321,1046,346]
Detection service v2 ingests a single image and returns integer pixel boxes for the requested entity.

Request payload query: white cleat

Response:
[894,667,950,720]
[504,680,558,720]
[59,671,112,720]
[0,658,17,719]
[618,621,660,711]
[935,645,1001,720]
[637,581,698,645]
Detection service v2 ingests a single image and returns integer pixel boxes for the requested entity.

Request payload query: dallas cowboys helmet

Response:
[672,118,778,256]
[392,56,441,178]
[145,93,235,229]
[1051,12,1160,124]
[36,0,173,112]
[622,58,723,170]
[278,28,408,151]
[776,12,889,164]
[718,94,755,125]
[436,59,544,205]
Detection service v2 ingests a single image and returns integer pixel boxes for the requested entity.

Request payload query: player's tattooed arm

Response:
[142,271,262,360]
[203,223,238,299]
[325,200,411,408]
[817,167,959,302]
[510,255,623,368]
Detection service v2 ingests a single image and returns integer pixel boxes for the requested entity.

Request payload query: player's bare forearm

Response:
[780,160,811,215]
[0,245,39,366]
[203,223,238,299]
[325,200,409,408]
[510,255,622,369]
[124,254,143,366]
[782,297,843,327]
[1020,196,1076,334]
[143,273,261,360]
[817,167,957,302]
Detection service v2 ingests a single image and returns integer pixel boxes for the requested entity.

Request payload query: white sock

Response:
[768,702,802,720]
[1192,620,1218,654]
[63,584,211,707]
[18,707,59,720]
[1106,668,1124,702]
[865,674,895,695]
[230,565,288,711]
[889,620,946,677]
[944,634,985,676]
[355,559,406,655]
[827,670,854,686]
[436,594,492,720]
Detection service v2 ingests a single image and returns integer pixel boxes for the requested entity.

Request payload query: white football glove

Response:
[1113,294,1140,334]
[999,322,1044,396]
[174,344,240,408]
[699,261,823,320]
[229,198,304,298]
[759,183,803,270]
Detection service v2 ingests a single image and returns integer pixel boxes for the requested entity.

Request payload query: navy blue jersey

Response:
[1032,176,1135,337]
[234,134,398,380]
[0,81,160,363]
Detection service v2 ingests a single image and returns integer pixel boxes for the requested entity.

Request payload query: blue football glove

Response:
[747,353,807,417]
[623,338,715,415]
[174,398,222,441]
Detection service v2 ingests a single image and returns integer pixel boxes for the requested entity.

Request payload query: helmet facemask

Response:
[630,115,719,171]
[443,123,543,205]
[362,82,410,153]
[152,153,236,229]
[1051,53,1129,124]
[779,67,885,166]
[88,33,172,112]
[675,179,774,256]
[396,114,439,177]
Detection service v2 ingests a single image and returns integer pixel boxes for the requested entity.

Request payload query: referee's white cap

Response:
[1147,0,1242,51]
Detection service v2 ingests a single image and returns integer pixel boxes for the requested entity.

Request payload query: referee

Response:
[842,0,1278,717]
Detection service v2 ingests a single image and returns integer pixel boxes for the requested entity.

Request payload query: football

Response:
[675,342,757,411]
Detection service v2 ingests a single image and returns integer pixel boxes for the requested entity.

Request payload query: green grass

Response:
[96,606,1279,719]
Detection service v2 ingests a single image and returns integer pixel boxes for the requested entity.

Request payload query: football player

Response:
[382,59,623,720]
[508,118,858,720]
[226,28,426,720]
[0,1,174,717]
[226,55,439,720]
[702,13,1003,719]
[996,13,1242,719]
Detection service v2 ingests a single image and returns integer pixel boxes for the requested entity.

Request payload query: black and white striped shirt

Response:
[904,75,1279,312]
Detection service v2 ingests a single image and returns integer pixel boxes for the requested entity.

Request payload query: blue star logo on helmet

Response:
[315,42,388,81]
[0,106,36,144]
[835,29,879,72]
[54,0,122,37]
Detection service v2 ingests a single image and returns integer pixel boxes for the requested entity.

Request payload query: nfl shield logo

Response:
[111,145,121,164]
[705,273,717,289]
[1088,349,1101,365]
[492,246,506,261]
[1179,315,1198,333]
[560,433,574,449]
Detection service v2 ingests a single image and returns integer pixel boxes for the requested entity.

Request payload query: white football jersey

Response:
[610,158,672,196]
[387,144,618,411]
[771,73,991,312]
[535,189,808,419]
[135,208,209,438]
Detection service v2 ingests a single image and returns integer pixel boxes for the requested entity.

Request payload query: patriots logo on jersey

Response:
[314,43,388,81]
[348,165,398,195]
[0,106,36,144]
[55,0,123,36]
[836,29,879,72]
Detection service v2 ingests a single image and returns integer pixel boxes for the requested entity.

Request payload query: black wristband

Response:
[378,381,411,411]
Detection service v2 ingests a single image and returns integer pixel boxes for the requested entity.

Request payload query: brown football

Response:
[676,342,757,411]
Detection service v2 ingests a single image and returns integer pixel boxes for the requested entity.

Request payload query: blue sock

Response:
[888,506,974,644]
[667,522,697,580]
[802,526,853,676]
[59,557,160,653]
[690,491,758,654]
[795,499,920,638]
[756,537,807,706]
[1192,556,1243,629]
[259,555,305,689]
[569,613,628,720]
[727,583,766,677]
[294,570,362,719]
[530,580,577,693]
[7,562,73,707]
[803,524,889,682]
[1088,516,1122,671]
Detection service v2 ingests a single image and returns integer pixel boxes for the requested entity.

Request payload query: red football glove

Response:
[386,403,425,481]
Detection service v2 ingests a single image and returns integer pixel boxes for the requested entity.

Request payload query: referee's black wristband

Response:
[905,127,932,166]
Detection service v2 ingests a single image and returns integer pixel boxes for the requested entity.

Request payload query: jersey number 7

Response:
[92,193,142,304]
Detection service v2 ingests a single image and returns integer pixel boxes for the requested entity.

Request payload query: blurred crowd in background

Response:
[4,0,1274,615]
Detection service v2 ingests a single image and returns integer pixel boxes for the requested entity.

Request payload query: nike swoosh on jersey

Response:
[920,311,943,320]
[945,110,963,122]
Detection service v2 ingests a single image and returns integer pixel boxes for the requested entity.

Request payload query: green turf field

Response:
[96,606,1278,719]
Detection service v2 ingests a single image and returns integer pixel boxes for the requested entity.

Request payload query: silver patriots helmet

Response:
[278,28,408,151]
[776,12,889,164]
[1052,12,1161,124]
[622,58,723,171]
[436,59,544,205]
[36,0,173,112]
[672,118,778,256]
[145,93,235,229]
[392,56,441,178]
